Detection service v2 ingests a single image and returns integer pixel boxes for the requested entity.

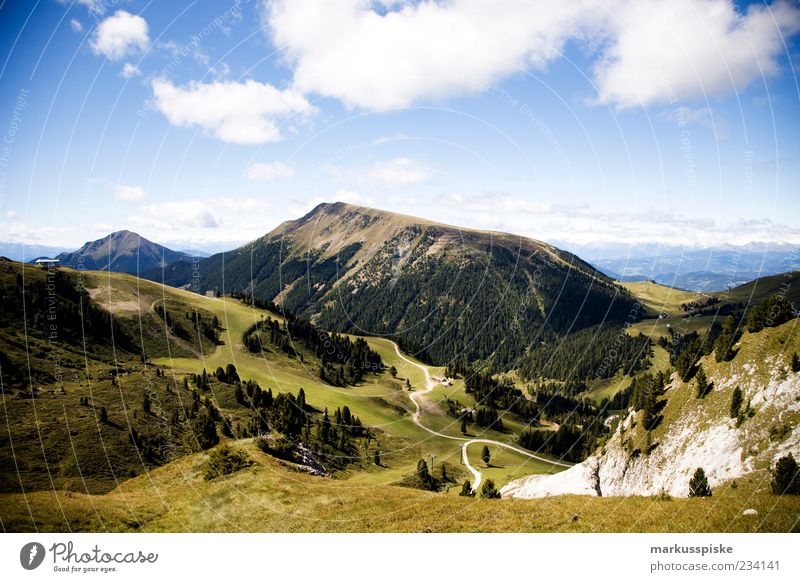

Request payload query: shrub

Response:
[203,446,253,480]
[480,479,501,499]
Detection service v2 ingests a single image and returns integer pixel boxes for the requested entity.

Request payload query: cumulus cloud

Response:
[265,0,800,109]
[592,0,800,108]
[367,157,431,186]
[246,161,295,182]
[150,79,315,144]
[121,63,141,78]
[134,200,221,229]
[114,184,146,201]
[90,11,150,61]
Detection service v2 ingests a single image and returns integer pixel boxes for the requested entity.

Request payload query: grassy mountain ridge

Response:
[146,202,640,368]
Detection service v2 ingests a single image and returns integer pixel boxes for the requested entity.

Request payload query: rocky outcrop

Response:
[502,353,800,499]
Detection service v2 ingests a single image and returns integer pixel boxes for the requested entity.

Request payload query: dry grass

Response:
[2,440,797,533]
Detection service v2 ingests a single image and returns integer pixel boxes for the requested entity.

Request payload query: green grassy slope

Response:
[1,261,563,501]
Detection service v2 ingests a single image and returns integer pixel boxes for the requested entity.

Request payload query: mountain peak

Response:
[55,230,189,274]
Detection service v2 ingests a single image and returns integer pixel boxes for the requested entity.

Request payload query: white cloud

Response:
[151,79,315,144]
[69,18,84,33]
[121,63,141,78]
[436,193,553,215]
[592,0,800,108]
[134,201,221,229]
[366,157,431,186]
[332,189,373,205]
[77,0,107,16]
[130,196,274,232]
[90,11,150,61]
[114,184,147,201]
[4,210,17,219]
[246,161,295,182]
[265,0,800,110]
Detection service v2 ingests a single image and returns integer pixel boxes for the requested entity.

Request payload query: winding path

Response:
[387,341,571,493]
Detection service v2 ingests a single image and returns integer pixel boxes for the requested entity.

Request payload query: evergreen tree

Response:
[459,480,474,497]
[695,366,711,398]
[792,353,800,373]
[730,386,743,418]
[480,478,501,499]
[225,363,239,383]
[460,417,468,435]
[389,366,397,378]
[192,409,219,450]
[481,445,491,467]
[142,393,151,414]
[688,467,712,497]
[320,408,331,444]
[374,449,381,466]
[417,458,430,481]
[713,315,739,362]
[771,453,799,495]
[99,406,108,424]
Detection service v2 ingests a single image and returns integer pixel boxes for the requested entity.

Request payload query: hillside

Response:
[2,436,798,533]
[502,319,800,500]
[148,202,639,368]
[54,230,190,275]
[0,259,566,498]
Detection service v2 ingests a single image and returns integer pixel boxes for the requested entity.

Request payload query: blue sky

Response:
[0,0,798,252]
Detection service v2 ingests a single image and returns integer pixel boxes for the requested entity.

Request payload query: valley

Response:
[1,204,799,533]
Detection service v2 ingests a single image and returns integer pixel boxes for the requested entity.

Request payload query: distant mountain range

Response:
[553,241,800,292]
[51,230,193,275]
[0,242,73,262]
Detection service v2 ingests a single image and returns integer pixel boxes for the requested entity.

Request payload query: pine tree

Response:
[689,467,712,497]
[225,363,239,383]
[417,459,430,480]
[459,480,474,497]
[480,478,501,499]
[99,406,108,424]
[714,315,739,362]
[374,449,381,466]
[142,393,151,414]
[729,386,743,418]
[192,409,219,450]
[792,353,800,373]
[695,366,711,398]
[460,417,468,435]
[771,453,799,495]
[481,445,491,467]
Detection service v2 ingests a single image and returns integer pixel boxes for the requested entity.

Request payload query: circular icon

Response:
[20,542,46,570]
